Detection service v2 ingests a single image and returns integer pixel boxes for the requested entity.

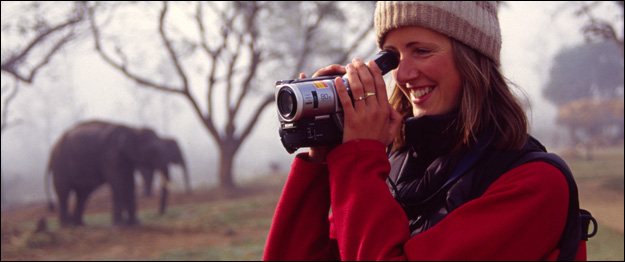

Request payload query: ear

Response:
[115,128,140,159]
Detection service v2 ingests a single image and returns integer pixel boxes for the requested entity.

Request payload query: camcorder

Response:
[275,50,399,153]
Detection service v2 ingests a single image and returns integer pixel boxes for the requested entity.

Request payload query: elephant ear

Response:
[114,127,141,161]
[134,128,166,168]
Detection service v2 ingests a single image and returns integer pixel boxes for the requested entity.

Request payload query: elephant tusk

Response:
[158,170,170,190]
[161,178,170,189]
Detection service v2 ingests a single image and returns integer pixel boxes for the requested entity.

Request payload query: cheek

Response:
[427,58,454,81]
[391,70,408,96]
[431,59,462,95]
[427,57,463,113]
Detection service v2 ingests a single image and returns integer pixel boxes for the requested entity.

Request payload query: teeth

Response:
[411,87,433,98]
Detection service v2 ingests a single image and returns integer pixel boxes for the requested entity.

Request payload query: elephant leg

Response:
[142,169,154,197]
[110,185,126,226]
[56,189,73,227]
[158,169,170,215]
[123,177,139,225]
[112,176,139,226]
[72,187,93,226]
[182,167,192,195]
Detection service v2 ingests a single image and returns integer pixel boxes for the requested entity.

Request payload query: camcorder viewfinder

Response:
[275,50,399,153]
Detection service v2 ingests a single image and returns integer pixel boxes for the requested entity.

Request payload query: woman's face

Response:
[383,26,462,117]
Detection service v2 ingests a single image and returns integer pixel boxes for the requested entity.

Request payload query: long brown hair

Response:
[389,39,528,153]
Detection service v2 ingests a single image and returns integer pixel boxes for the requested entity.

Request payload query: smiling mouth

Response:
[410,86,434,98]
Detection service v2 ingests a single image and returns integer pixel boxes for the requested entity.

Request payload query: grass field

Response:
[1,146,623,260]
[559,146,624,261]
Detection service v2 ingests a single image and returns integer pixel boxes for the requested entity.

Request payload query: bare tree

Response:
[1,2,88,83]
[1,1,89,135]
[1,2,85,208]
[1,79,20,133]
[88,1,375,189]
[0,77,19,208]
[574,1,624,54]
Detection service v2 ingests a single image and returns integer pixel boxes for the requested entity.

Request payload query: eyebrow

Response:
[384,41,428,50]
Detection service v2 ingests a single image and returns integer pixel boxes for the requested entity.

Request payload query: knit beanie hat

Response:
[374,1,502,65]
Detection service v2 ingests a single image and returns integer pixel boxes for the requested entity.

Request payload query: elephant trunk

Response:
[45,167,55,212]
[182,164,191,195]
[158,171,169,215]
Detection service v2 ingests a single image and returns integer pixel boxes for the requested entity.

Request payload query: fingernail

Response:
[353,57,362,63]
[369,60,379,69]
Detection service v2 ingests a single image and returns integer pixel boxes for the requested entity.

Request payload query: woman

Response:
[264,2,588,260]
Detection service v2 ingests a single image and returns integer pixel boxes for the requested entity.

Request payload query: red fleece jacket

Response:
[263,139,586,261]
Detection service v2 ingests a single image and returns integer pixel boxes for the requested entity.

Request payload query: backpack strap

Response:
[510,150,596,261]
[580,209,598,240]
[468,136,596,261]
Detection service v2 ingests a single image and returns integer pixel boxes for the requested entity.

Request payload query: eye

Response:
[414,48,431,55]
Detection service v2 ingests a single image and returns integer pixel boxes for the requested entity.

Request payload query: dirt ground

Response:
[1,181,283,261]
[1,175,623,261]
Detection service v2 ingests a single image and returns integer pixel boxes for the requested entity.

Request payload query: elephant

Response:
[136,137,191,198]
[45,120,170,227]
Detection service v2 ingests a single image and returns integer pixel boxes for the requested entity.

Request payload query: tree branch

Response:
[232,2,261,126]
[88,3,185,94]
[577,1,624,54]
[236,94,274,146]
[1,77,22,133]
[158,2,190,94]
[1,4,86,83]
[333,19,376,65]
[292,2,329,79]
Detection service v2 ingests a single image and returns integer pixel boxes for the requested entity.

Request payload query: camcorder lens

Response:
[277,88,296,119]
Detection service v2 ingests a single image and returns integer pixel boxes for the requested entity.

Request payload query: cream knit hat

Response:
[374,1,502,65]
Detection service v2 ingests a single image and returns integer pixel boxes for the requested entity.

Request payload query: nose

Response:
[394,57,419,85]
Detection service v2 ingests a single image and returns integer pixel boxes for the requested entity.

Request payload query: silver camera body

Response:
[275,50,399,153]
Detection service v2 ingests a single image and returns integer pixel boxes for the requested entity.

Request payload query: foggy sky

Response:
[1,2,622,206]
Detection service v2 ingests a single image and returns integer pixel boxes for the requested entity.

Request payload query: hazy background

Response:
[1,1,623,207]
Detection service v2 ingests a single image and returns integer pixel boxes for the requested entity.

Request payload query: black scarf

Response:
[387,113,471,232]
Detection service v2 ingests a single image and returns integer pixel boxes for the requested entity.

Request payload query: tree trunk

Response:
[1,174,5,208]
[217,143,237,189]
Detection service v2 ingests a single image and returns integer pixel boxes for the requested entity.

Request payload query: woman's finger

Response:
[312,64,346,78]
[368,60,388,105]
[334,76,355,122]
[345,63,366,111]
[352,58,377,106]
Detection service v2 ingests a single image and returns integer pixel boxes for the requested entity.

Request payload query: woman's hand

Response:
[335,58,402,146]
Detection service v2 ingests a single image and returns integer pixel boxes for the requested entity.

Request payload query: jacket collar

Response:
[404,112,461,158]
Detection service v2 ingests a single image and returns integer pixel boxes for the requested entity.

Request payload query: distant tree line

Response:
[543,1,624,158]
